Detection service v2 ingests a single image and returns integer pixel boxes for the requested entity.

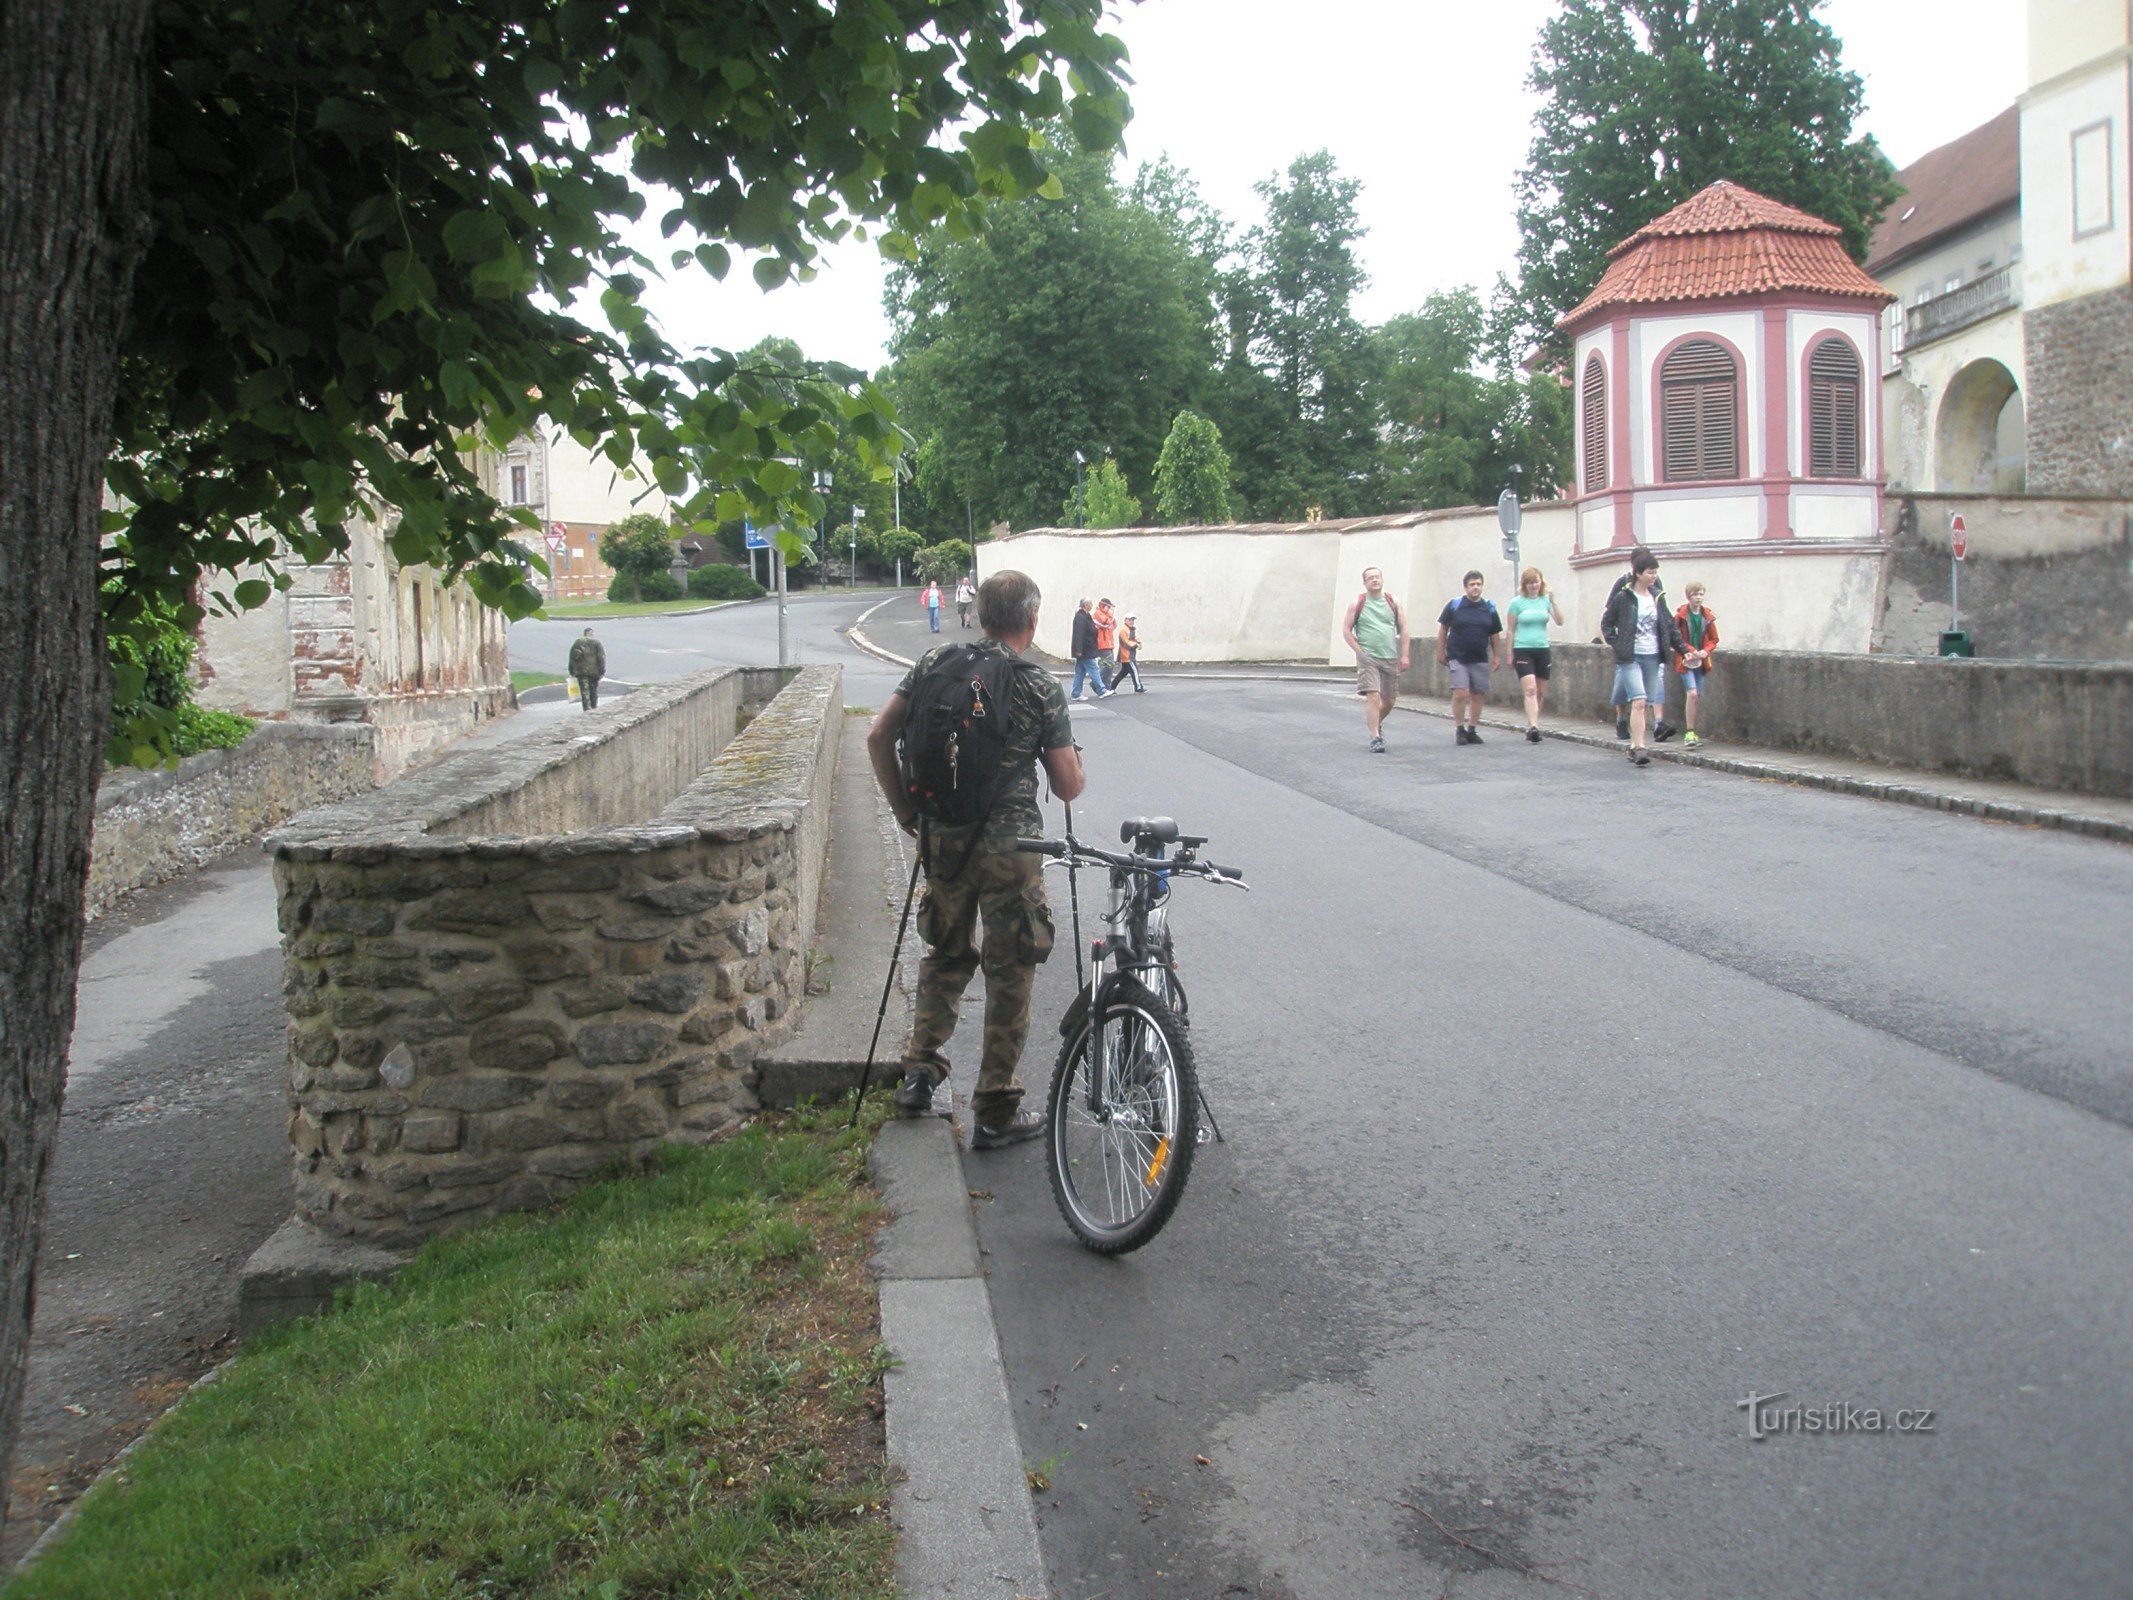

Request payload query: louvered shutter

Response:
[1582,356,1608,491]
[1808,339,1862,477]
[1659,339,1739,482]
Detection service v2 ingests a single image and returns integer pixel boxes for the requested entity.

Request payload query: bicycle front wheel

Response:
[1046,979,1198,1254]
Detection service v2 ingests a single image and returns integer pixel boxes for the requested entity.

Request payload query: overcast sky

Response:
[629,0,2028,371]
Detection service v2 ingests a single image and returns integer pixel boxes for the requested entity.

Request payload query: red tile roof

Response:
[1561,181,1893,328]
[1865,106,2019,274]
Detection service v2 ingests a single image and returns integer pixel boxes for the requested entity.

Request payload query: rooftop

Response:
[1865,106,2020,274]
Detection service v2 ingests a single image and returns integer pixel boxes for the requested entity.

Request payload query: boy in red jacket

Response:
[1672,583,1717,748]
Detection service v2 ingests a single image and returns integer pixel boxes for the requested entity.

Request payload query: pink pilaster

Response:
[1761,307,1793,538]
[1610,317,1634,546]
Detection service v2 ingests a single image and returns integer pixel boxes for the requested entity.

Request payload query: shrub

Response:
[688,564,766,601]
[170,705,256,756]
[1154,410,1235,525]
[606,569,683,602]
[913,540,973,584]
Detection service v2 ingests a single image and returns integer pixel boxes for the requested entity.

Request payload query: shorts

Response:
[1356,655,1401,698]
[1611,655,1664,705]
[1679,667,1706,692]
[1448,659,1491,694]
[1512,648,1551,681]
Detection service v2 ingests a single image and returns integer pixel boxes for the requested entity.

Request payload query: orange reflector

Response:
[1145,1136,1171,1186]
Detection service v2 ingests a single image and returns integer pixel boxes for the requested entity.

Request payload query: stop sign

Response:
[1949,513,1968,560]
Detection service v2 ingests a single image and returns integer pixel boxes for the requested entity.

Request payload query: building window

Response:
[1807,338,1863,478]
[1581,354,1608,492]
[509,464,528,504]
[1658,338,1739,482]
[2072,120,2115,238]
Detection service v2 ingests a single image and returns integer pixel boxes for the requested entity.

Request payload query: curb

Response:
[1398,703,2133,845]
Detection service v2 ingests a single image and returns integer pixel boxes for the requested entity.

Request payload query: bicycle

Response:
[1015,816,1248,1253]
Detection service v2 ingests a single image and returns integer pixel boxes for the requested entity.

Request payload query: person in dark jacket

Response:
[567,628,606,711]
[1600,549,1682,767]
[1068,598,1110,700]
[1603,551,1674,741]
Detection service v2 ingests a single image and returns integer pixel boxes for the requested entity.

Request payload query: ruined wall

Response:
[2024,285,2133,497]
[267,664,840,1246]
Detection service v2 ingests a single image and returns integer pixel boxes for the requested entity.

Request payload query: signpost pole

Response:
[1949,512,1967,635]
[775,540,789,666]
[1497,489,1522,569]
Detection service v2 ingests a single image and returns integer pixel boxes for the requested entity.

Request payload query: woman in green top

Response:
[1505,567,1564,743]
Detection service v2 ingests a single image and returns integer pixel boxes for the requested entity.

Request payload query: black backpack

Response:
[898,645,1023,844]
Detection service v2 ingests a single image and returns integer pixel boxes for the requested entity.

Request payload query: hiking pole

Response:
[1064,799,1085,988]
[851,845,924,1127]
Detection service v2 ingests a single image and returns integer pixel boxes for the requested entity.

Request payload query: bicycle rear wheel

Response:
[1046,978,1198,1254]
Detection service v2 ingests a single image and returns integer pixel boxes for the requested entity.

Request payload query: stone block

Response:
[614,941,664,975]
[324,1113,367,1155]
[326,955,429,991]
[678,1011,723,1045]
[574,1021,673,1066]
[420,1073,540,1112]
[474,1112,577,1154]
[599,918,674,943]
[631,880,724,915]
[514,858,624,894]
[426,947,497,973]
[711,961,746,1001]
[527,1145,619,1179]
[549,1077,619,1111]
[292,1022,339,1070]
[499,1175,568,1212]
[628,972,704,1015]
[289,1109,326,1158]
[556,978,626,1018]
[424,1155,523,1188]
[378,1042,417,1089]
[330,992,392,1029]
[409,1187,501,1226]
[316,1064,380,1093]
[300,1090,411,1117]
[504,939,593,984]
[530,895,605,932]
[673,1071,735,1110]
[733,909,769,957]
[664,934,725,964]
[400,1111,463,1153]
[342,1034,388,1073]
[604,1097,668,1141]
[440,977,534,1024]
[405,889,530,934]
[466,1019,568,1071]
[312,899,398,936]
[407,1039,469,1074]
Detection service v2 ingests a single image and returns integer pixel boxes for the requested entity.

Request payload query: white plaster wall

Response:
[1785,310,1881,476]
[546,432,673,526]
[1880,307,2026,491]
[1630,310,1764,482]
[2030,0,2130,87]
[2021,56,2133,309]
[1791,491,1880,539]
[1642,493,1762,544]
[978,528,1342,662]
[1325,506,1580,663]
[1578,502,1614,550]
[194,574,293,715]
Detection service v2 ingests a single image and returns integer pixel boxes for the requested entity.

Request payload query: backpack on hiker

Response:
[897,645,1022,868]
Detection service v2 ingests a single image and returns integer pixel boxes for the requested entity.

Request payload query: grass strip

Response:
[5,1106,895,1600]
[537,599,732,619]
[509,671,564,694]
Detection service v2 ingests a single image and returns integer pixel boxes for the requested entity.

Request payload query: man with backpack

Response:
[1340,565,1408,753]
[566,627,605,711]
[1437,570,1504,746]
[866,570,1086,1148]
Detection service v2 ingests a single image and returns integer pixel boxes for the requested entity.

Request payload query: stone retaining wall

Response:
[266,664,841,1245]
[88,723,376,920]
[1399,645,2133,798]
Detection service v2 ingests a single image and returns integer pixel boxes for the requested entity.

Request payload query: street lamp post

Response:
[1072,449,1086,526]
[812,468,830,587]
[850,505,861,589]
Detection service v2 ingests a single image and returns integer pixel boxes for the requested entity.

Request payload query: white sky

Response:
[633,0,2028,372]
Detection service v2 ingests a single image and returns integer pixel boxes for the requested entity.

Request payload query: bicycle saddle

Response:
[1120,816,1179,845]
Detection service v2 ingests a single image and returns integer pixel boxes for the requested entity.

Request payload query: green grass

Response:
[539,598,733,619]
[6,1107,896,1600]
[510,671,564,694]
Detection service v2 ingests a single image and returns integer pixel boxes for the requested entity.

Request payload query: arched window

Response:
[1581,355,1608,492]
[1807,338,1863,478]
[1659,338,1739,481]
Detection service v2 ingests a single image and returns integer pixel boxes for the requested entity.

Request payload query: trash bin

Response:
[1938,630,1974,658]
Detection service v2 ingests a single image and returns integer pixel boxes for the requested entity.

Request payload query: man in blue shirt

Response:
[1436,571,1504,745]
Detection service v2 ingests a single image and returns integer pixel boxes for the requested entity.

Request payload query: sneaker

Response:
[1654,720,1678,743]
[892,1068,935,1115]
[1683,731,1701,748]
[1369,735,1385,753]
[970,1109,1046,1149]
[1630,748,1651,767]
[1525,727,1542,744]
[1615,716,1630,741]
[1467,727,1484,744]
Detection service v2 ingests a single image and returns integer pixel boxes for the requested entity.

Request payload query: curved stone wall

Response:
[266,664,840,1245]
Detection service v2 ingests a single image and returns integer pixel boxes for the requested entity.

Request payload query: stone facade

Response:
[2024,286,2133,497]
[88,723,375,920]
[267,663,840,1245]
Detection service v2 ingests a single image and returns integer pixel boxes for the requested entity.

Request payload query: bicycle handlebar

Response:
[1014,834,1249,889]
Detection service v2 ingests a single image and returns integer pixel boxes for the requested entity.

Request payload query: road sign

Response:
[1949,512,1968,561]
[1498,489,1521,564]
[744,521,770,550]
[543,521,567,552]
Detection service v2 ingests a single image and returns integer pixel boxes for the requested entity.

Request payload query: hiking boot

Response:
[1615,715,1630,740]
[1369,735,1385,753]
[1467,727,1484,744]
[1630,748,1651,767]
[1525,727,1542,744]
[1654,720,1678,742]
[970,1109,1046,1149]
[892,1068,935,1115]
[1683,731,1701,748]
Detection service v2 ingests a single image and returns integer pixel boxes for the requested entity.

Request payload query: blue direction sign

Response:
[744,521,770,550]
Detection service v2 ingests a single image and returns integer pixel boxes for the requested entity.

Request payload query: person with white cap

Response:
[1114,611,1145,693]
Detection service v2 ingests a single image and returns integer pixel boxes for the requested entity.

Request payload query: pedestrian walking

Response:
[1604,549,1673,741]
[1340,565,1408,752]
[566,627,605,711]
[955,574,976,629]
[867,570,1085,1147]
[922,579,943,632]
[1093,598,1119,679]
[1114,613,1146,693]
[1673,582,1718,748]
[1601,548,1683,767]
[1069,598,1111,700]
[1437,570,1504,745]
[1505,568,1564,743]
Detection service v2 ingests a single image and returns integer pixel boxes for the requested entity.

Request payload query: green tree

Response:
[598,513,678,601]
[914,539,974,584]
[1082,458,1142,529]
[875,527,925,582]
[1153,411,1234,524]
[3,0,1129,1509]
[1507,0,1899,359]
[887,133,1219,530]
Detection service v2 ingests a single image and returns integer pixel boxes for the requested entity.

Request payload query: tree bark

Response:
[0,0,154,1527]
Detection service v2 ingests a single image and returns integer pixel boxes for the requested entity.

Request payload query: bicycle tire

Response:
[1046,978,1198,1254]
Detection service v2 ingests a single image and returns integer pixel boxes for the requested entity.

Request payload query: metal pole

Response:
[1951,549,1960,635]
[774,545,789,665]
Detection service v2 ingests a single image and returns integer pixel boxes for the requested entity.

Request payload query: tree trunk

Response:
[0,0,154,1526]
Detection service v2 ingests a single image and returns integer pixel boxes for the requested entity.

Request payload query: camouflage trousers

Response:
[902,847,1056,1122]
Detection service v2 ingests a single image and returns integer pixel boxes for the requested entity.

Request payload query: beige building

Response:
[483,428,674,599]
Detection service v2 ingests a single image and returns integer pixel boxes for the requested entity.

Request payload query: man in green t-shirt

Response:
[866,570,1086,1148]
[1340,566,1409,753]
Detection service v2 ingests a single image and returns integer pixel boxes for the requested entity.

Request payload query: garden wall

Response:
[266,663,841,1245]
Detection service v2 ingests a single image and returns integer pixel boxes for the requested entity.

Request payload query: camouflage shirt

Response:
[896,637,1073,855]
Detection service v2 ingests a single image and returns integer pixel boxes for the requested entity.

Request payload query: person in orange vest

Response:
[1114,612,1145,693]
[1092,598,1119,680]
[1672,582,1718,749]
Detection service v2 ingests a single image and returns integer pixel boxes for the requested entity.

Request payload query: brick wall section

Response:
[266,664,841,1246]
[2025,285,2133,497]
